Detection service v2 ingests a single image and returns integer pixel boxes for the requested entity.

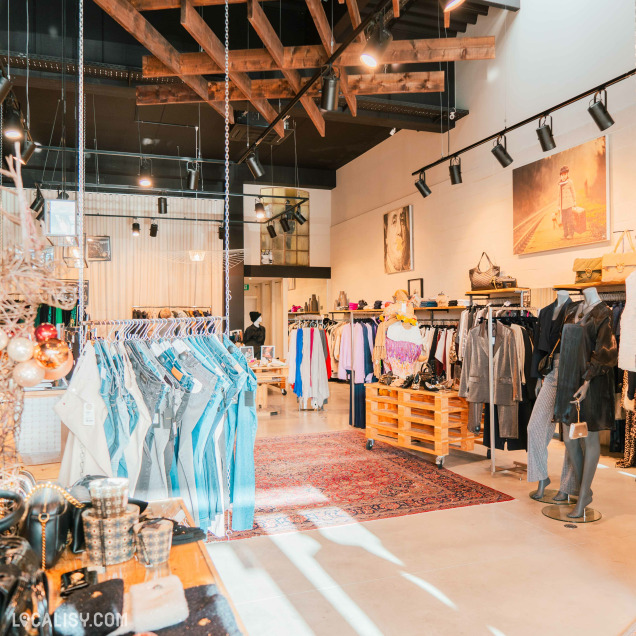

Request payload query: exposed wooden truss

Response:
[136,71,445,105]
[130,0,273,8]
[92,0,233,122]
[247,0,325,136]
[142,36,495,77]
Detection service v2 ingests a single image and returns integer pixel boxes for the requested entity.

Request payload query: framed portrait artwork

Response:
[87,236,112,262]
[261,346,275,362]
[383,205,413,274]
[408,278,423,297]
[512,137,609,255]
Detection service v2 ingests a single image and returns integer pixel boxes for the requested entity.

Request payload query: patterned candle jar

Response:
[82,504,139,566]
[133,519,173,567]
[88,478,129,518]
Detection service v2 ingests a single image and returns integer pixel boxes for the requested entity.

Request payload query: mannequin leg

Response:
[567,432,600,518]
[561,432,584,498]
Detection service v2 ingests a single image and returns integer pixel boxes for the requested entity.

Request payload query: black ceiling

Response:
[0,0,510,190]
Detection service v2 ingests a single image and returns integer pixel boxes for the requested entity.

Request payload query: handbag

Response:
[537,338,560,378]
[469,252,501,290]
[569,400,588,439]
[0,536,50,636]
[21,483,85,570]
[573,257,602,284]
[491,275,517,289]
[602,230,636,283]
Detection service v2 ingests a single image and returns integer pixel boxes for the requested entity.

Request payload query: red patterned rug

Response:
[225,430,513,540]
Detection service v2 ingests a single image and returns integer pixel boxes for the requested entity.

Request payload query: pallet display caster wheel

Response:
[366,439,374,451]
[436,456,445,469]
[282,389,287,396]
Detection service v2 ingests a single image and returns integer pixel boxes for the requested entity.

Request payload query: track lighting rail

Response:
[410,67,636,177]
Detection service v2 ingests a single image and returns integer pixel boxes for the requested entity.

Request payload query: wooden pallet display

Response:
[365,383,474,466]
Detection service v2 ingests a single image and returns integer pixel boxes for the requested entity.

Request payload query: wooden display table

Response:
[365,383,474,467]
[46,497,243,631]
[250,363,288,411]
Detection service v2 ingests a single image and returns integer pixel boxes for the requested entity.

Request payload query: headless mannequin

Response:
[558,287,602,517]
[532,290,571,500]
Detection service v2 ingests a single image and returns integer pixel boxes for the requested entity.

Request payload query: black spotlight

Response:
[0,76,12,105]
[150,221,158,238]
[132,221,141,236]
[280,215,291,233]
[20,138,37,165]
[57,190,69,200]
[139,158,152,187]
[292,208,307,225]
[4,106,23,141]
[218,225,226,241]
[588,90,614,131]
[320,66,340,112]
[449,157,462,185]
[187,164,200,190]
[30,184,44,217]
[415,171,431,198]
[255,200,266,220]
[158,197,168,215]
[536,115,556,152]
[267,224,277,239]
[246,151,265,179]
[492,135,513,168]
[360,21,393,69]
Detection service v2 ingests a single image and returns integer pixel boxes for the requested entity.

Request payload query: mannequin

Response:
[528,290,575,500]
[243,311,266,360]
[554,287,618,518]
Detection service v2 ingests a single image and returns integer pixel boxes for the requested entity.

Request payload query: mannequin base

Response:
[529,489,577,505]
[542,504,601,523]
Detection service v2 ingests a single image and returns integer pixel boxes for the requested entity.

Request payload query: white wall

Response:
[287,278,329,313]
[243,184,331,266]
[331,0,636,303]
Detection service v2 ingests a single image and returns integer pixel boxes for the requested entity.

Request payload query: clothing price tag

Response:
[82,403,95,427]
[191,377,203,394]
[171,366,184,382]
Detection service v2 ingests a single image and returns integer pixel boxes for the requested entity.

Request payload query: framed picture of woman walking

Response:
[383,205,413,274]
[512,137,609,255]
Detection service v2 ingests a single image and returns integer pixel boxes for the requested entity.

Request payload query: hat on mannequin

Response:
[249,311,262,323]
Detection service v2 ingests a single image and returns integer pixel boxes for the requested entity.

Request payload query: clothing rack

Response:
[81,315,224,343]
[486,305,539,475]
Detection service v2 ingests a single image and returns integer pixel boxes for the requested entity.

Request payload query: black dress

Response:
[243,324,266,359]
[554,301,618,431]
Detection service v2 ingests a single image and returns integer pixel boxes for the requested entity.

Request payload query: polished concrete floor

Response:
[208,382,636,636]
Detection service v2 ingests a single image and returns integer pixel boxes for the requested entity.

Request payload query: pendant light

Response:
[292,208,307,225]
[158,197,168,215]
[588,90,614,131]
[320,66,340,112]
[280,215,291,233]
[246,151,265,179]
[4,106,23,141]
[0,76,12,105]
[149,220,158,238]
[267,223,277,239]
[139,158,153,187]
[187,163,200,190]
[415,171,431,198]
[536,115,556,152]
[255,199,266,220]
[491,135,513,167]
[449,157,462,185]
[360,21,393,69]
[20,139,37,165]
[30,184,44,216]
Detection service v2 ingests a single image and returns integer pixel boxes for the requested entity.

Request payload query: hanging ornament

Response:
[0,330,8,350]
[33,339,70,369]
[13,360,46,388]
[44,355,73,381]
[7,337,35,363]
[34,323,58,343]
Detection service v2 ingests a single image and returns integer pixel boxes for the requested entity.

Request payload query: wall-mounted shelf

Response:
[553,281,626,291]
[414,306,467,312]
[465,287,530,297]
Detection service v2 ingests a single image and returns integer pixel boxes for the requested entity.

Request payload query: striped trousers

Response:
[527,365,579,495]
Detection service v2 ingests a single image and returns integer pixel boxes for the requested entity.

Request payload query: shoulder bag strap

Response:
[611,230,632,254]
[476,252,493,273]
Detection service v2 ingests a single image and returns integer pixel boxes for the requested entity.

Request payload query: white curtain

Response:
[1,189,225,320]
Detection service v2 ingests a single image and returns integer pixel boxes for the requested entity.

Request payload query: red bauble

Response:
[34,323,58,343]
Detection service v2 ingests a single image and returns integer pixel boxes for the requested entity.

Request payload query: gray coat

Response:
[459,322,522,437]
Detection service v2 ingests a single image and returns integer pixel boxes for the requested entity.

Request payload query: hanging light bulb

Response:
[139,158,153,187]
[360,21,393,69]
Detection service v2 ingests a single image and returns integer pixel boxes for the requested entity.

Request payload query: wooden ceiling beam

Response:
[92,0,232,121]
[143,36,495,76]
[130,0,275,9]
[180,0,284,136]
[247,0,325,136]
[305,0,357,116]
[345,0,367,44]
[136,71,445,104]
[392,0,400,18]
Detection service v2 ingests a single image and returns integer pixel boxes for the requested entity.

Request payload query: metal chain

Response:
[223,0,231,338]
[78,0,86,341]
